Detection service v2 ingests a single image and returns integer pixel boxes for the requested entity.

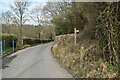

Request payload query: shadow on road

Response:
[0,55,17,69]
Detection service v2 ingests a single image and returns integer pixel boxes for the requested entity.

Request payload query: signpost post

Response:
[4,40,6,51]
[74,28,77,47]
[74,28,79,47]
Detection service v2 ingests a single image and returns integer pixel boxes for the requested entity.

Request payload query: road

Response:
[2,42,73,78]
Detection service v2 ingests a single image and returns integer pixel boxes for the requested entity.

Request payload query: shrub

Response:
[23,37,53,45]
[23,37,34,45]
[1,34,18,48]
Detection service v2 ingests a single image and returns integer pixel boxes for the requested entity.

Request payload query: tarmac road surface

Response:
[2,42,73,78]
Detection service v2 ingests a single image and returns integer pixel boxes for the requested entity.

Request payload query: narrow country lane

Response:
[2,42,73,78]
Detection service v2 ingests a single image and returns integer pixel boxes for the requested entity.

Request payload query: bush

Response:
[23,37,34,45]
[1,34,18,48]
[23,37,53,45]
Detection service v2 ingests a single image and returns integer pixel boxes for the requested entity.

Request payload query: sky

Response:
[0,0,47,25]
[0,0,119,25]
[0,0,119,12]
[0,0,46,12]
[0,0,74,12]
[0,0,72,25]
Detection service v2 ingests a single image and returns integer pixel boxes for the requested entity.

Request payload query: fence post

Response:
[4,40,6,51]
[0,41,2,55]
[16,41,18,49]
[12,40,14,52]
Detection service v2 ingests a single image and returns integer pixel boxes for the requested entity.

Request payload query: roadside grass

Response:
[17,44,30,49]
[52,35,119,78]
[2,44,30,53]
[2,48,13,53]
[2,42,46,53]
[52,43,119,78]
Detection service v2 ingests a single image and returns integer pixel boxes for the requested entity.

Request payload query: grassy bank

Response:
[2,44,31,52]
[52,34,119,78]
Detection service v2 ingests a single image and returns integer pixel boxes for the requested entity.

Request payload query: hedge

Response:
[23,37,53,45]
[23,37,35,45]
[0,34,18,48]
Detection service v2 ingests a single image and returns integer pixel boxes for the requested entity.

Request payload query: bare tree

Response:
[2,11,13,26]
[10,0,29,27]
[28,4,48,39]
[10,0,30,44]
[29,5,44,26]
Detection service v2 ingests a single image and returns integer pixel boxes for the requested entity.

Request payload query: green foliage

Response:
[23,37,53,45]
[96,3,119,64]
[2,47,13,52]
[17,44,30,49]
[1,34,18,48]
[52,2,120,78]
[9,34,18,41]
[23,37,35,45]
[45,2,103,35]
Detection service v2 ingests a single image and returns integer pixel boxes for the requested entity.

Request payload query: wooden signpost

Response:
[74,28,79,47]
